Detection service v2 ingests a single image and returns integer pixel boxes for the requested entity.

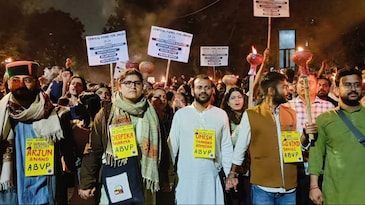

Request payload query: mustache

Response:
[348,91,360,95]
[14,87,30,92]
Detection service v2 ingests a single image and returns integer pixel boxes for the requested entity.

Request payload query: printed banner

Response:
[148,26,193,63]
[200,46,229,67]
[86,31,129,66]
[253,0,290,17]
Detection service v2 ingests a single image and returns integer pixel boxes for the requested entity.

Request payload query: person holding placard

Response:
[168,74,233,205]
[226,72,316,205]
[79,69,161,205]
[0,61,75,204]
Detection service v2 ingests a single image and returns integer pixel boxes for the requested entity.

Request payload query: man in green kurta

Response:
[308,68,365,204]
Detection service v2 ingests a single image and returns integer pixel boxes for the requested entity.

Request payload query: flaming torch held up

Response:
[291,47,315,143]
[246,46,264,107]
[291,47,313,76]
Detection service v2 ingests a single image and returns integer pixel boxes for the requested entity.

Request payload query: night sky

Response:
[39,0,117,35]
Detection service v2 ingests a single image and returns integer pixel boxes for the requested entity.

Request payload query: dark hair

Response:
[260,72,287,95]
[317,75,332,87]
[191,74,212,88]
[335,68,362,86]
[285,68,296,83]
[118,68,143,82]
[220,86,248,126]
[166,91,175,101]
[147,87,166,100]
[90,82,111,93]
[177,83,193,104]
[68,75,87,91]
[298,71,318,80]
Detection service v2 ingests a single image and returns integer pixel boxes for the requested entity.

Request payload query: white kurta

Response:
[169,104,233,205]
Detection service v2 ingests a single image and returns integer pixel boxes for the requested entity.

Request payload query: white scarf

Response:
[0,93,64,191]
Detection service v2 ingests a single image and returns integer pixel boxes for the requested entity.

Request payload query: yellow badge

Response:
[193,129,215,159]
[110,124,138,159]
[281,131,303,163]
[25,138,54,177]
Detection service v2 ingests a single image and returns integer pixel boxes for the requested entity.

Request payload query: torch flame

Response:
[251,46,257,54]
[5,57,12,63]
[297,47,304,52]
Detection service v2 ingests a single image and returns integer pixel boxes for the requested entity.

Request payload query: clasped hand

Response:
[79,187,96,200]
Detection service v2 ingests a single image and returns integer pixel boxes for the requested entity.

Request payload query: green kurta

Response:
[308,107,365,204]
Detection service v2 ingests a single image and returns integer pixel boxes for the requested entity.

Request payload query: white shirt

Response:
[169,104,233,204]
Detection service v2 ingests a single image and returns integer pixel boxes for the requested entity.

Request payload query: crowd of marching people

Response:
[0,55,365,205]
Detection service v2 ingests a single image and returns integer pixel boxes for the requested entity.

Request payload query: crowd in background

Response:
[1,56,365,205]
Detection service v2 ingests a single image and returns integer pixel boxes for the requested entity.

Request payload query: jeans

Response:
[251,184,296,205]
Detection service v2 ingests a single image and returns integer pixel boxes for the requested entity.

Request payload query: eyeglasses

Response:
[342,82,362,89]
[121,80,143,88]
[9,77,35,84]
[152,95,167,100]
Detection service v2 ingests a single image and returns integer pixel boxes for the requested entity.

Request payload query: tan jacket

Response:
[247,102,298,190]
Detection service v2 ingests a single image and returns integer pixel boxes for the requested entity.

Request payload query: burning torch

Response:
[246,46,264,108]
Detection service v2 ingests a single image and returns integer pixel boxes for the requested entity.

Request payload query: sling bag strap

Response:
[336,109,365,147]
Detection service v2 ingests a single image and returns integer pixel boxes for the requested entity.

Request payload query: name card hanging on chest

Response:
[110,124,138,159]
[193,128,216,159]
[281,131,303,163]
[25,138,54,176]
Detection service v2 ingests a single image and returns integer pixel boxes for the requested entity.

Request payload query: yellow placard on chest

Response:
[110,124,138,159]
[193,129,215,159]
[25,138,54,177]
[281,131,303,163]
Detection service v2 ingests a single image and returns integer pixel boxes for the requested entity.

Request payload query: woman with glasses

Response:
[79,69,161,205]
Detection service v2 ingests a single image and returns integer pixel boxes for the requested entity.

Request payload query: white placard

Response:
[114,61,127,79]
[253,0,290,17]
[148,26,193,63]
[86,31,129,66]
[147,77,155,84]
[105,172,132,203]
[200,46,229,67]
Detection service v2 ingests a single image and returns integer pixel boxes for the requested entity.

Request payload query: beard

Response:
[12,87,39,102]
[273,88,288,105]
[317,90,328,98]
[194,92,211,104]
[340,91,362,106]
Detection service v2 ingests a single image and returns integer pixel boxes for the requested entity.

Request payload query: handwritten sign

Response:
[25,138,54,177]
[86,31,129,66]
[148,26,193,63]
[110,125,138,159]
[281,131,303,163]
[193,129,215,159]
[200,46,229,67]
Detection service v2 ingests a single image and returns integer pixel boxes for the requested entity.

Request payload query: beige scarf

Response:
[0,93,63,191]
[105,93,161,192]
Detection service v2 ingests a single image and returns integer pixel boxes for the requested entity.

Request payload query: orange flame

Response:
[251,46,257,54]
[297,47,304,52]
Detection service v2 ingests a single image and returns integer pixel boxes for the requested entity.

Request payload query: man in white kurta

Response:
[169,74,233,205]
